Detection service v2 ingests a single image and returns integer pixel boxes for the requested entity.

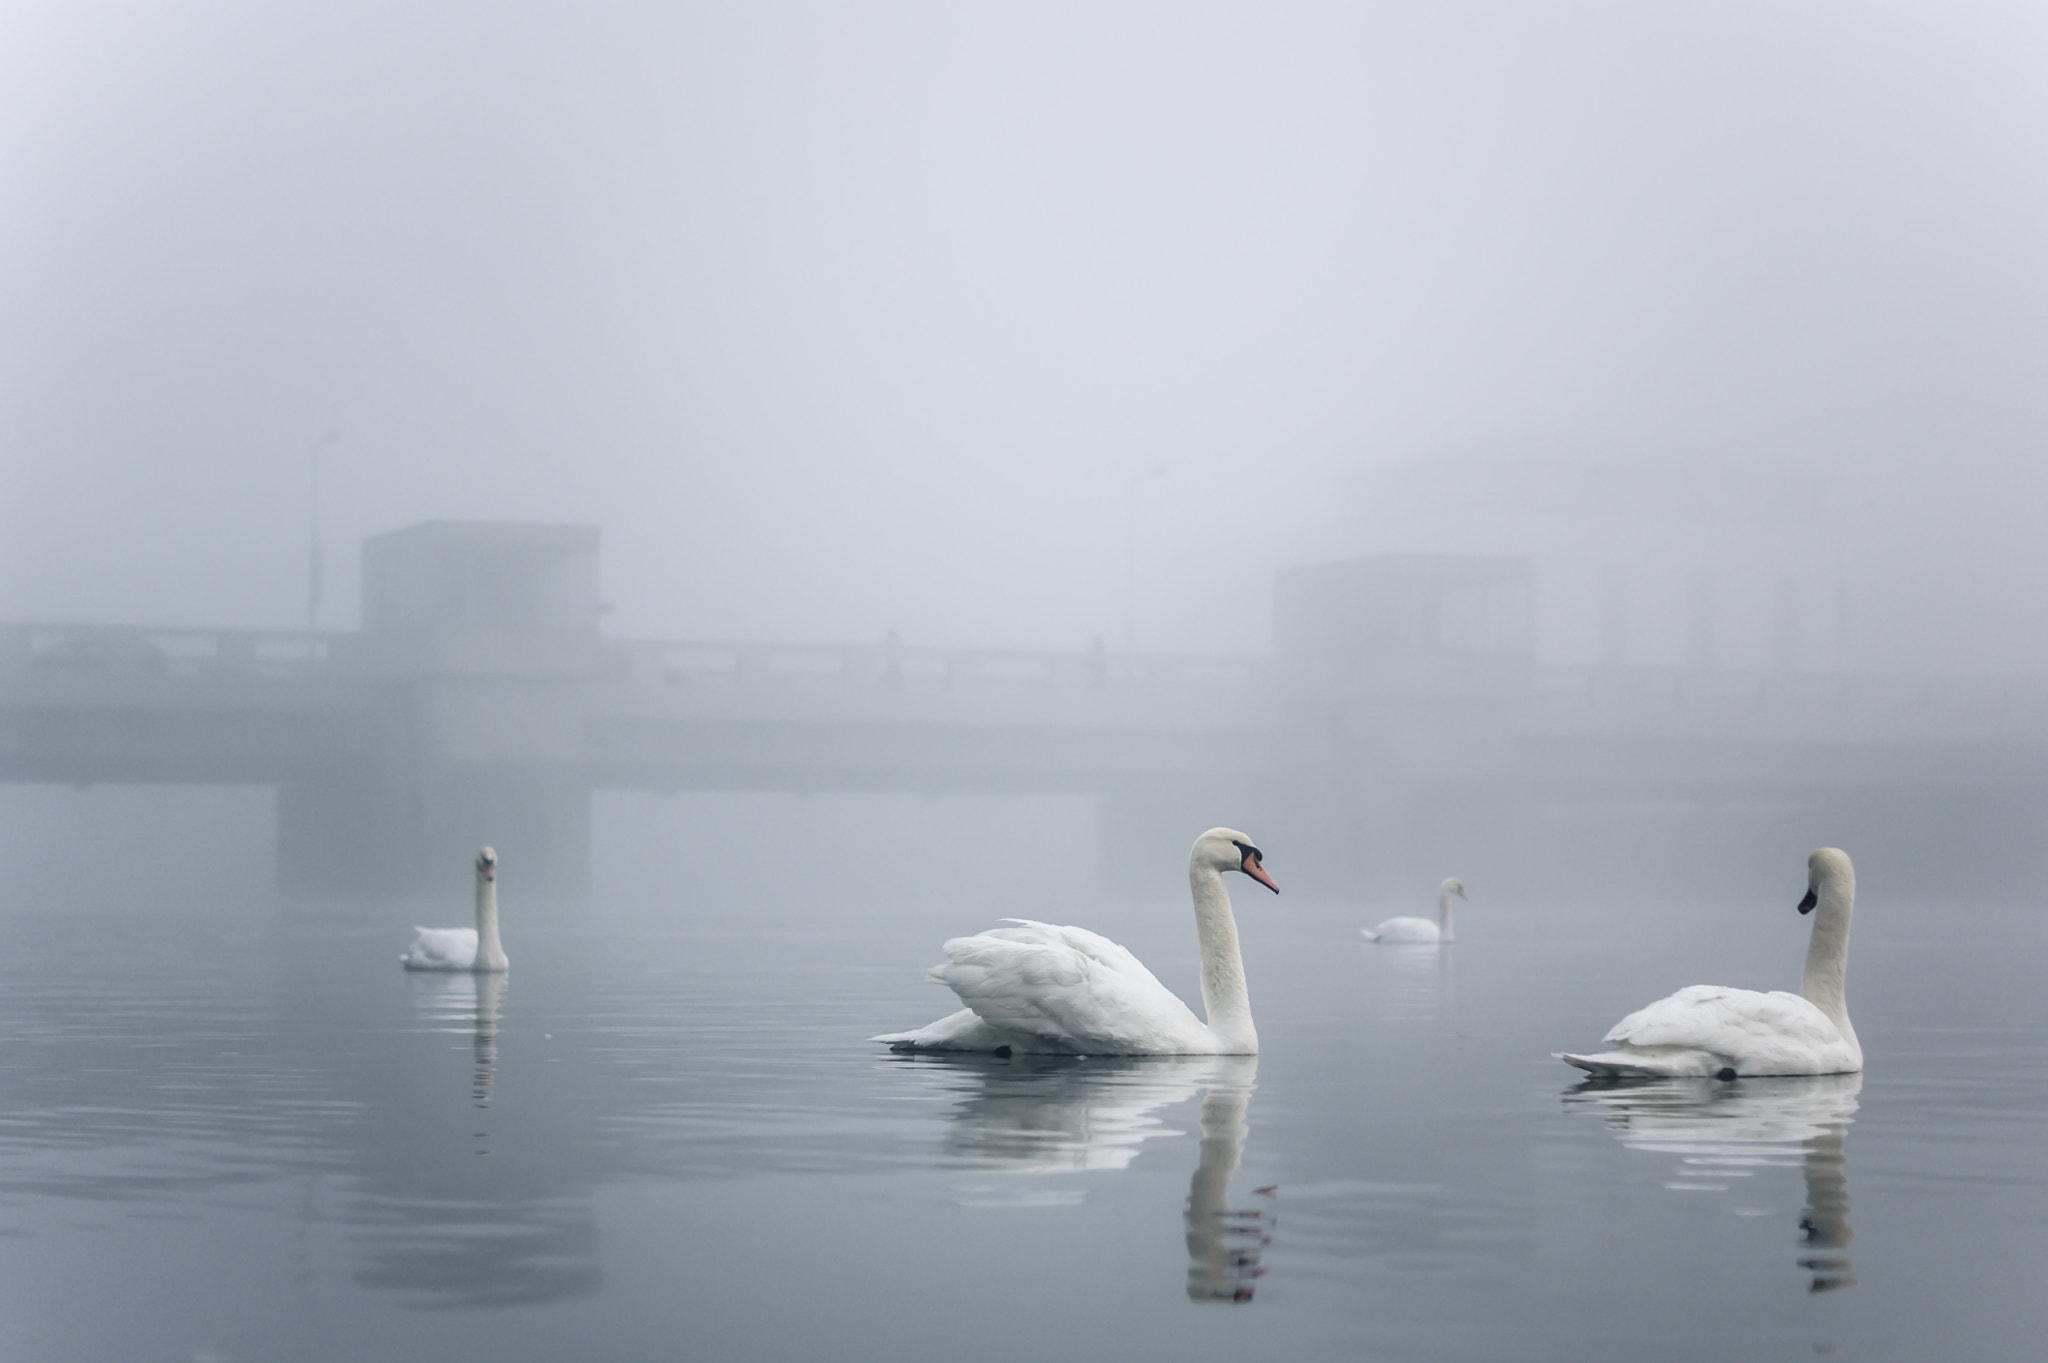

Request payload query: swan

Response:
[1560,848,1860,1078]
[872,827,1278,1056]
[1362,876,1465,944]
[400,847,510,972]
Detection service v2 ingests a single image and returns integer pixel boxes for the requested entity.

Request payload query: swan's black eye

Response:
[1232,840,1262,864]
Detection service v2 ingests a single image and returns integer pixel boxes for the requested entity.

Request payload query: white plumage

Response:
[401,847,510,973]
[1363,876,1465,944]
[888,921,1218,1055]
[1565,985,1859,1078]
[1560,848,1861,1078]
[399,927,486,971]
[873,827,1277,1056]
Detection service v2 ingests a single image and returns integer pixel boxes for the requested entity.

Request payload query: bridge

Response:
[4,523,2045,898]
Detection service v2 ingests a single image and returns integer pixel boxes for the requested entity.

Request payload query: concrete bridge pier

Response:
[275,521,607,904]
[1272,554,1533,902]
[277,761,592,903]
[397,764,592,903]
[277,767,383,895]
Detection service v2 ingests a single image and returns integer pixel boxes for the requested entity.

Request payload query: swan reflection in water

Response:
[1359,930,1457,1025]
[1182,1058,1270,1303]
[899,1053,1270,1300]
[369,971,600,1309]
[1565,1072,1859,1292]
[406,970,503,1115]
[473,972,501,1110]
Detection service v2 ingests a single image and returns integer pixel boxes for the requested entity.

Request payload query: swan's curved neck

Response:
[474,876,508,972]
[1189,864,1257,1053]
[1437,884,1456,942]
[1801,873,1855,1049]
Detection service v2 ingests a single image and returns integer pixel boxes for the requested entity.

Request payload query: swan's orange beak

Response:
[1241,851,1279,894]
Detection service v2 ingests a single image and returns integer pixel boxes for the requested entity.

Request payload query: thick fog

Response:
[3,3,2046,910]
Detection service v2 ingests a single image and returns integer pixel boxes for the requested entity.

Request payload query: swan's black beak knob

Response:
[1797,888,1817,915]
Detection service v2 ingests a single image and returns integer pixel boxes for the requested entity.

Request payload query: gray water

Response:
[3,886,2044,1362]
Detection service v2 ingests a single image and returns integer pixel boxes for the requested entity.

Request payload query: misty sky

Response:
[4,3,2045,662]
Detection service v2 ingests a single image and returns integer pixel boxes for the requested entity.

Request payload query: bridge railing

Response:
[0,623,1270,699]
[13,619,2048,742]
[0,623,345,683]
[1526,664,2048,738]
[623,639,1268,699]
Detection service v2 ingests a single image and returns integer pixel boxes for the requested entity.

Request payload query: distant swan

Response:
[872,828,1278,1056]
[401,847,510,973]
[1363,877,1465,944]
[1560,849,1860,1078]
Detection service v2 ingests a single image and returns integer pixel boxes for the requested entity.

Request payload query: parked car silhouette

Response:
[31,635,169,675]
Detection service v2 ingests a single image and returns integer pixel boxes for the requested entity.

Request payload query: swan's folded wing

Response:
[990,919,1173,991]
[402,927,479,969]
[935,921,1208,1053]
[1606,985,1844,1055]
[870,1007,1010,1049]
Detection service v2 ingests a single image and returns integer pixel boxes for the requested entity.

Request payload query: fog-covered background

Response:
[4,2,2046,912]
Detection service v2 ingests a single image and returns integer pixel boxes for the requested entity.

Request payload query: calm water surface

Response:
[2,892,2044,1362]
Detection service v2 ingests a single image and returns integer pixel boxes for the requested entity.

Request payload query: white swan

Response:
[1362,876,1465,944]
[1560,848,1860,1078]
[872,827,1278,1056]
[400,847,510,972]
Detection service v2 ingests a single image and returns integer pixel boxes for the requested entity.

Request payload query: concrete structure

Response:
[4,523,2047,899]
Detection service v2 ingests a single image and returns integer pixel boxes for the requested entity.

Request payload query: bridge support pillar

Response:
[278,769,384,894]
[403,765,592,905]
[279,763,590,905]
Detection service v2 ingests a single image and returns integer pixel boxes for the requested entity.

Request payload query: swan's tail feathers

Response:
[870,1007,1006,1052]
[1557,1051,1660,1077]
[1559,1044,1735,1078]
[1359,928,1379,942]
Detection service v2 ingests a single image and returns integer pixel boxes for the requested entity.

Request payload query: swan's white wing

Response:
[871,1007,1014,1050]
[401,927,479,971]
[1607,985,1837,1049]
[1567,985,1856,1076]
[929,919,1215,1055]
[986,919,1171,990]
[1364,916,1438,944]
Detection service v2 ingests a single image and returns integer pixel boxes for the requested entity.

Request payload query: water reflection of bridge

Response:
[5,522,2047,897]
